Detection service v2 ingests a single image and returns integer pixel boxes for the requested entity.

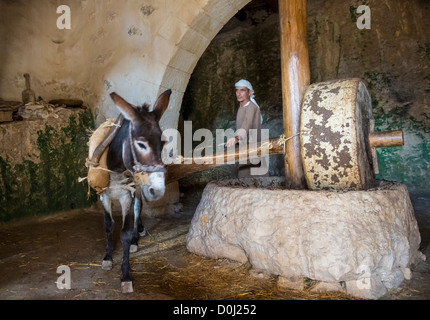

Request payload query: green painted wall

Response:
[0,110,97,222]
[374,105,430,191]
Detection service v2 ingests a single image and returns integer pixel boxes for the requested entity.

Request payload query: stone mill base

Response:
[186,177,425,299]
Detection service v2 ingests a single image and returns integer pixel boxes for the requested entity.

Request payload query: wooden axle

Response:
[369,130,404,148]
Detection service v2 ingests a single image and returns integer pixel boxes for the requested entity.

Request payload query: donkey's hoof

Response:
[102,260,113,271]
[121,281,133,293]
[130,244,138,253]
[139,228,147,237]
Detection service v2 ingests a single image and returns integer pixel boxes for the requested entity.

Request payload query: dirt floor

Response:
[0,188,429,301]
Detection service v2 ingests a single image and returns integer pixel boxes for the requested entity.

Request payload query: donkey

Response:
[99,90,171,293]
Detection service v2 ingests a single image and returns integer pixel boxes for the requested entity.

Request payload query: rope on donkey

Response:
[263,129,311,154]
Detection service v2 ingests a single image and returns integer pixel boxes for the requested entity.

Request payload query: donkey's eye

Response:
[135,141,148,151]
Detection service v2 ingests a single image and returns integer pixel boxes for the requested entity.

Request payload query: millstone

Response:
[300,78,375,190]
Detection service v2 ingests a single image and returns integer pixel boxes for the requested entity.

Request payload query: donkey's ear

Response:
[152,89,172,122]
[110,92,138,122]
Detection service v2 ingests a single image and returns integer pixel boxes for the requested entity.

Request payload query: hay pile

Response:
[127,223,358,300]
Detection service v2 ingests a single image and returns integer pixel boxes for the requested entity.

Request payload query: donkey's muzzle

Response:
[141,172,166,202]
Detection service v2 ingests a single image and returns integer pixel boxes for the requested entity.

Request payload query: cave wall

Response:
[181,0,430,192]
[0,0,253,220]
[308,0,430,191]
[0,0,253,129]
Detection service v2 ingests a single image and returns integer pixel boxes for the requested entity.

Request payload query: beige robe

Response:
[235,101,268,177]
[236,101,261,143]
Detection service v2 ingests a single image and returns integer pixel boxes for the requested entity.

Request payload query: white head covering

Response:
[235,79,263,124]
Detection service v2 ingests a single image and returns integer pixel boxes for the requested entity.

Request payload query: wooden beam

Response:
[166,137,285,183]
[279,0,310,189]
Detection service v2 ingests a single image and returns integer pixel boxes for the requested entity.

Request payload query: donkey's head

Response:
[110,90,171,202]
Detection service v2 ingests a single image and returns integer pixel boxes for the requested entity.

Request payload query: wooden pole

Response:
[166,137,285,184]
[279,0,310,189]
[369,130,404,148]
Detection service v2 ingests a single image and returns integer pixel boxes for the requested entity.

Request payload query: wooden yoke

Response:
[279,0,310,189]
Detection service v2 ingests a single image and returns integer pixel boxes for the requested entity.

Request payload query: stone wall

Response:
[0,0,252,130]
[182,0,430,192]
[0,109,95,221]
[308,0,430,192]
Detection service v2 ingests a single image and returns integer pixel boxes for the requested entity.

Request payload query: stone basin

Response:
[186,177,425,299]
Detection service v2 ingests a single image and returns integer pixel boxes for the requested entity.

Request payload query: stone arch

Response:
[158,0,252,130]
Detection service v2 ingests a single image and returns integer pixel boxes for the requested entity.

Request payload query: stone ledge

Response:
[186,177,425,299]
[0,108,85,166]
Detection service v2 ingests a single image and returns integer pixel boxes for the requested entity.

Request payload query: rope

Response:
[99,118,122,129]
[86,118,122,137]
[133,164,166,173]
[98,180,138,201]
[178,130,311,164]
[263,130,311,154]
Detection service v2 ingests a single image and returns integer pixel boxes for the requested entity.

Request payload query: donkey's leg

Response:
[130,196,142,253]
[137,217,146,237]
[101,194,114,271]
[135,191,146,236]
[119,195,134,293]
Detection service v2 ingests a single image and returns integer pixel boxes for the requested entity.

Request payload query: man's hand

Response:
[225,137,238,148]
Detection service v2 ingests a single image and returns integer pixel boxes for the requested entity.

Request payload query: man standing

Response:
[225,79,268,177]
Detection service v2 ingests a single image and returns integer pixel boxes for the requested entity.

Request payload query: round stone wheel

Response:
[300,78,376,190]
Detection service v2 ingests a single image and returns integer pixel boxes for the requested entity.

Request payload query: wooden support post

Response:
[279,0,310,189]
